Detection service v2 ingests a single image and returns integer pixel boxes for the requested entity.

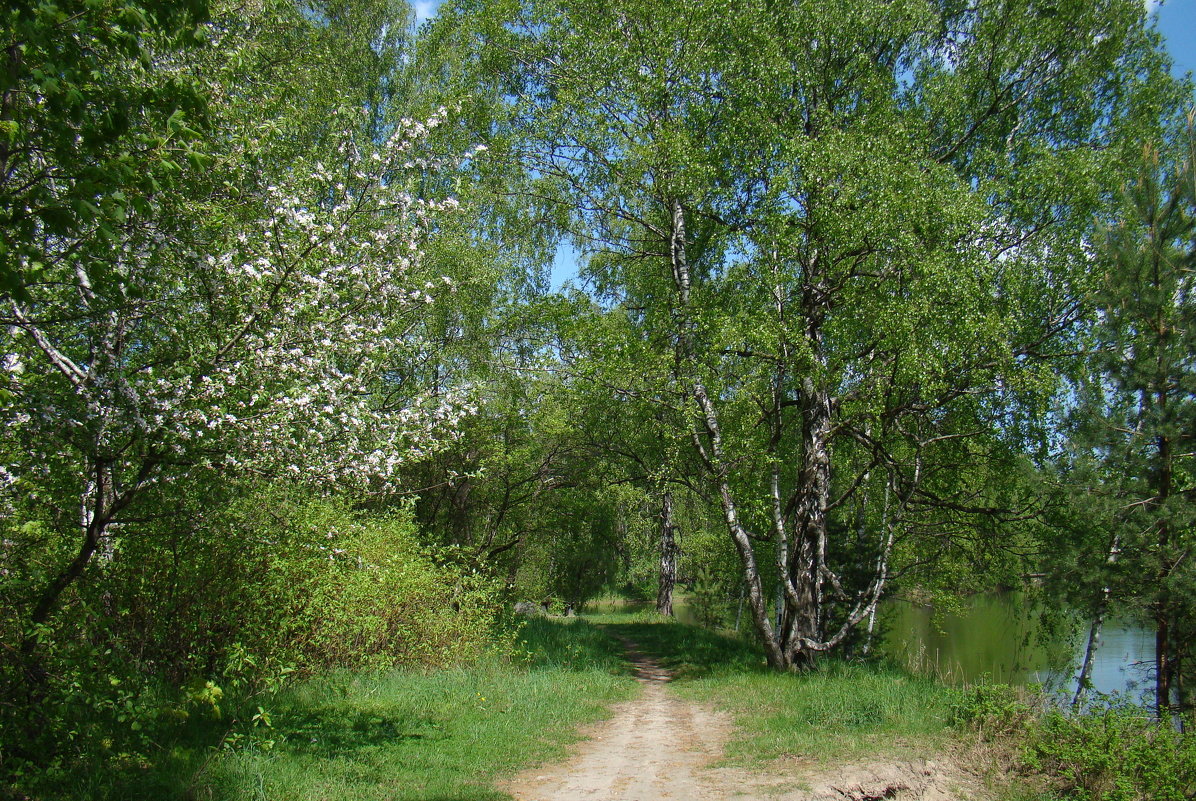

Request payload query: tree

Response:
[0,0,475,678]
[0,0,211,297]
[1056,108,1196,720]
[439,0,1175,668]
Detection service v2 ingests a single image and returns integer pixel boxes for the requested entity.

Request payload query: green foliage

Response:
[1024,708,1196,801]
[0,485,505,798]
[689,563,738,629]
[435,0,1187,669]
[265,496,503,672]
[948,683,1038,739]
[0,0,210,296]
[1046,109,1196,715]
[951,687,1196,801]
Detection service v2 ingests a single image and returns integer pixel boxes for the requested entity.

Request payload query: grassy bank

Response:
[594,615,952,766]
[60,618,636,801]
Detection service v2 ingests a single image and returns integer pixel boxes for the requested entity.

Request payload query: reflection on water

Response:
[879,594,1156,703]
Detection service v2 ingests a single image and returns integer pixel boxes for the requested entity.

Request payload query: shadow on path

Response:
[597,620,765,680]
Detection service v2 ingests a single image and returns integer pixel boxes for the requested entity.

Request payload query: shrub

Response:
[948,683,1038,740]
[950,684,1196,801]
[289,508,502,670]
[1024,707,1196,801]
[0,482,504,799]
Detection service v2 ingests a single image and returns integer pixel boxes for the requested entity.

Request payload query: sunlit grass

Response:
[591,616,952,766]
[195,618,635,801]
[94,618,636,801]
[89,616,956,799]
[684,660,953,765]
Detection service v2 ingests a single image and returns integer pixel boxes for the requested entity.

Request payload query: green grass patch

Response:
[516,614,631,672]
[84,618,636,801]
[683,659,954,766]
[591,617,952,767]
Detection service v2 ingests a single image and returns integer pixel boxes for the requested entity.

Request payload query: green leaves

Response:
[0,0,213,297]
[467,0,1182,662]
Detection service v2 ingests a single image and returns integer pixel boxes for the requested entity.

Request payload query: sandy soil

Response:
[502,641,980,801]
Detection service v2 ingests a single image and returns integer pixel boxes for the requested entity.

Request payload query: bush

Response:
[289,507,502,670]
[1025,707,1196,801]
[947,683,1038,739]
[950,684,1196,801]
[0,482,504,799]
[90,483,503,679]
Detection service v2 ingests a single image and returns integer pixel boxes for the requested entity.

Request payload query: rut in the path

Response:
[503,640,735,801]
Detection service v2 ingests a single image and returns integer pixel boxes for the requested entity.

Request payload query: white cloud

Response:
[1145,0,1162,14]
[412,0,440,24]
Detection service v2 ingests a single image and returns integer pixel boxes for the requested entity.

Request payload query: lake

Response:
[880,593,1156,702]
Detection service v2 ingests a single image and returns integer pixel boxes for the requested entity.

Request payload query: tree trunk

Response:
[780,346,832,668]
[19,459,117,692]
[666,196,783,667]
[1073,533,1120,709]
[657,487,677,616]
[1073,609,1106,709]
[1157,609,1175,720]
[1153,427,1176,720]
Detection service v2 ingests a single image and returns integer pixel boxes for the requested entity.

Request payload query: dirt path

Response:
[502,638,977,801]
[502,639,737,801]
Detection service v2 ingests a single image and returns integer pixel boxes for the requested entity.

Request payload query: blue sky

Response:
[1154,0,1195,79]
[411,1,443,25]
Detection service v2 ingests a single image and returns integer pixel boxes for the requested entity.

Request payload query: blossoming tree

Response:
[1,5,479,657]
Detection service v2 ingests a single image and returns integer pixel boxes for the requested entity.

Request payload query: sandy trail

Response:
[502,636,975,801]
[502,640,737,801]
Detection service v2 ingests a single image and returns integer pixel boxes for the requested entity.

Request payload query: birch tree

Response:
[440,0,1175,668]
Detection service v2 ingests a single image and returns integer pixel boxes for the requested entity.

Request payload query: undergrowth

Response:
[951,684,1196,801]
[22,617,636,801]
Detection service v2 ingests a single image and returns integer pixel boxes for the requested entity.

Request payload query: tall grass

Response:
[57,618,636,801]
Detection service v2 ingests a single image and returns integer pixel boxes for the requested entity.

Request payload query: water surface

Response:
[879,594,1156,702]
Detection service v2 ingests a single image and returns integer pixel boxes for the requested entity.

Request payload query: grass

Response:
[98,618,637,801]
[683,660,955,766]
[586,610,954,767]
[68,611,955,799]
[587,616,765,678]
[198,613,951,796]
